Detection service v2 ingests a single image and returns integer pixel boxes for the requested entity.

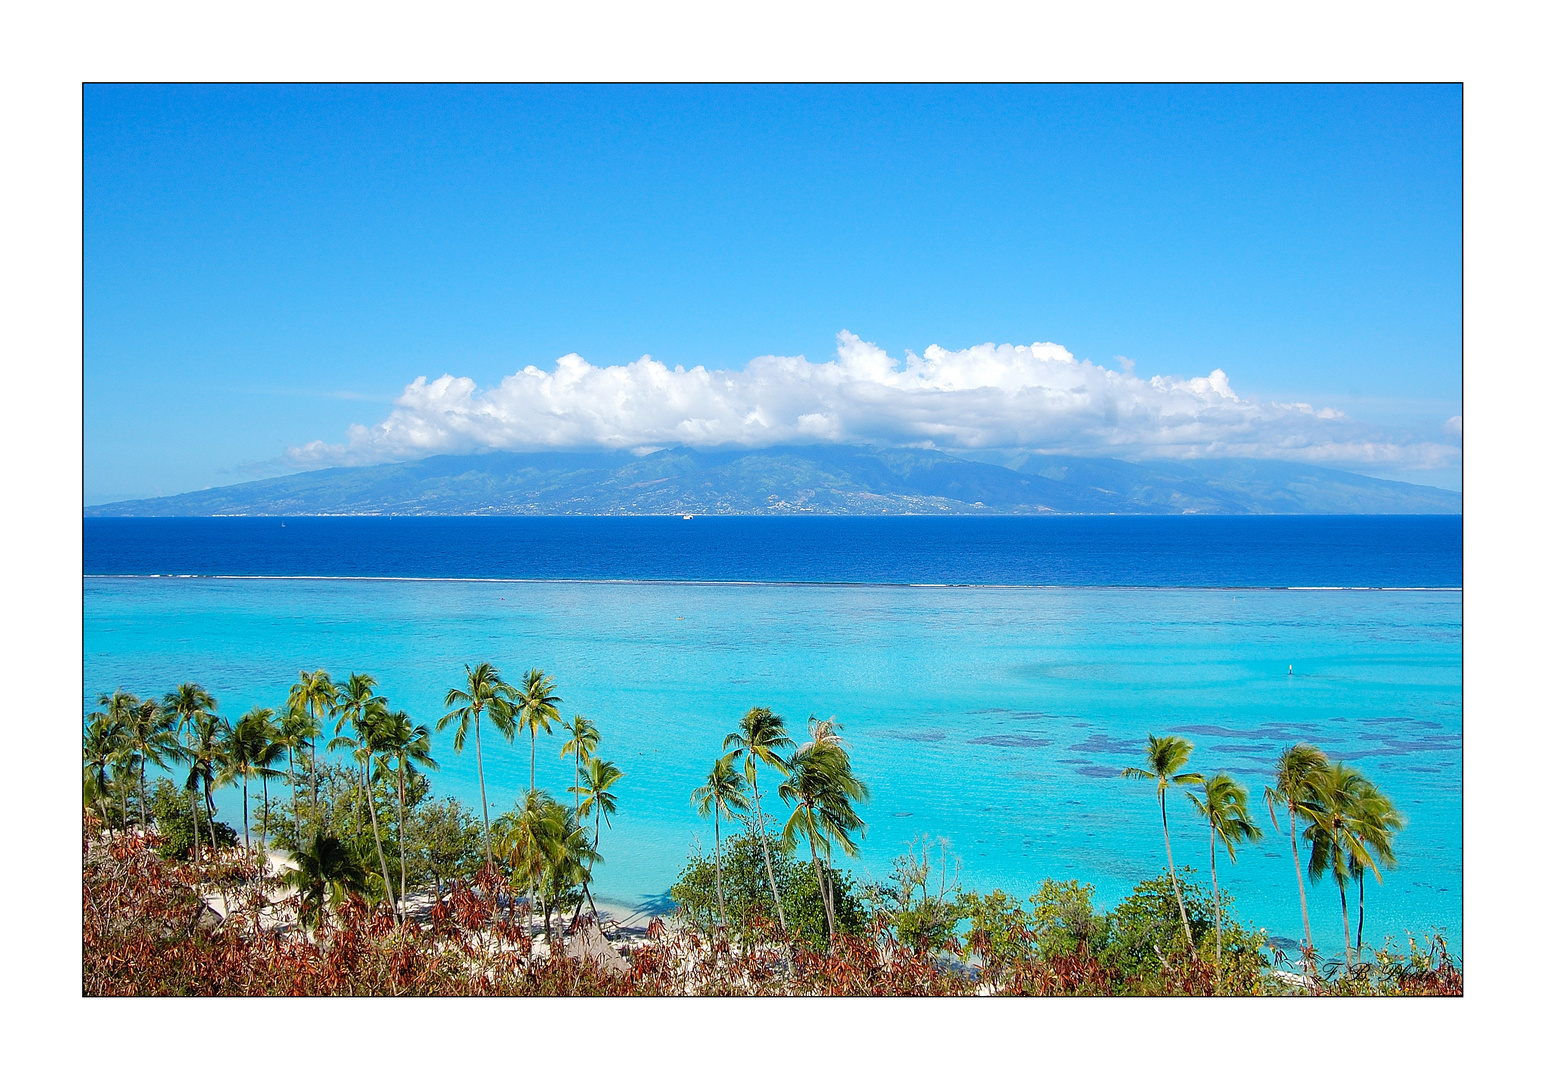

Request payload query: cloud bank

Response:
[288,332,1459,472]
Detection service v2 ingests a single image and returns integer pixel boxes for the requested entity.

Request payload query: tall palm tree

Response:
[690,756,750,928]
[1305,761,1385,969]
[559,714,600,821]
[723,706,795,932]
[1263,742,1329,961]
[439,662,516,871]
[1122,734,1204,951]
[221,707,283,852]
[377,708,437,917]
[1186,772,1263,976]
[512,669,562,793]
[288,670,337,830]
[113,692,178,834]
[163,684,217,862]
[1348,780,1403,955]
[779,726,869,945]
[276,704,318,845]
[332,672,379,808]
[331,697,400,920]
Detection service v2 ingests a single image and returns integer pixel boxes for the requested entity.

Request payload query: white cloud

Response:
[287,332,1460,472]
[1445,415,1462,436]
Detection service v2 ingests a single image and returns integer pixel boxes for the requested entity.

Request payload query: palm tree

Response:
[1186,772,1263,976]
[576,756,622,856]
[221,707,282,852]
[439,662,516,871]
[185,711,230,851]
[559,714,600,821]
[690,756,750,928]
[1122,734,1204,951]
[332,672,379,808]
[283,834,369,931]
[1305,761,1386,969]
[723,706,795,933]
[494,788,560,936]
[779,725,870,945]
[288,670,337,830]
[163,683,217,862]
[114,693,180,834]
[276,704,318,845]
[331,697,400,920]
[377,708,437,917]
[1348,780,1403,955]
[1263,742,1329,962]
[82,710,128,832]
[512,669,562,793]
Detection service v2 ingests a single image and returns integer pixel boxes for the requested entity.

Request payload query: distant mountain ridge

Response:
[84,446,1462,516]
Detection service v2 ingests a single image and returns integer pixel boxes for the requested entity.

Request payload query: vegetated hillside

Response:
[84,446,1463,516]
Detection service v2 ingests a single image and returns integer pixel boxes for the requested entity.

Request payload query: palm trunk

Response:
[363,757,398,923]
[1339,873,1354,969]
[1289,806,1314,962]
[308,723,320,829]
[189,785,203,864]
[530,728,536,792]
[396,765,408,920]
[1210,828,1222,988]
[261,773,270,851]
[808,830,835,946]
[473,708,493,872]
[713,807,727,928]
[1356,870,1366,954]
[1159,789,1194,950]
[139,759,149,832]
[287,753,300,846]
[204,778,218,850]
[748,769,787,932]
[242,775,250,850]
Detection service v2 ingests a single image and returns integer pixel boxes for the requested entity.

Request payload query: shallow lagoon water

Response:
[83,574,1461,955]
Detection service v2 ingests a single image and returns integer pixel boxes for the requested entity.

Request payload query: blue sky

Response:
[85,84,1461,502]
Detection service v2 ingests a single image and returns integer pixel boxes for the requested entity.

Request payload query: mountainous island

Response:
[85,445,1462,516]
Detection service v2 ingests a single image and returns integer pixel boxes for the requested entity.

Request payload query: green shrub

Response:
[671,830,862,947]
[148,779,235,859]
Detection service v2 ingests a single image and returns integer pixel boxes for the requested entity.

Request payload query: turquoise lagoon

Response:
[83,575,1461,955]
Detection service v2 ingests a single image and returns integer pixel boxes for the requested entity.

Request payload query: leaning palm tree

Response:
[1186,772,1263,976]
[376,708,437,917]
[1305,761,1384,969]
[690,756,751,928]
[512,669,563,792]
[723,706,795,932]
[287,670,337,829]
[1348,780,1403,955]
[1263,742,1330,962]
[163,683,217,862]
[1122,734,1204,951]
[559,714,600,821]
[439,662,516,871]
[779,731,870,945]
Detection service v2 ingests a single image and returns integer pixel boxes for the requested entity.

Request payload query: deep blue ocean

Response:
[83,516,1461,956]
